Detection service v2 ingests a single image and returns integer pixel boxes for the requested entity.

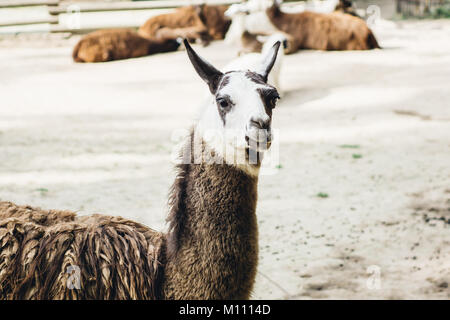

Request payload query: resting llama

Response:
[72,29,181,63]
[224,0,342,42]
[226,0,379,53]
[265,1,380,51]
[225,7,296,56]
[0,39,281,300]
[138,5,231,46]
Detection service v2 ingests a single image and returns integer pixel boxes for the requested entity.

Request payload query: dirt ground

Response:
[0,19,449,299]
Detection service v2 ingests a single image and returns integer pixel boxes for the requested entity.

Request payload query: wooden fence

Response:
[0,0,240,33]
[396,0,447,17]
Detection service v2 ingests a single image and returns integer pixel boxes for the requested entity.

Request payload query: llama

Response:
[224,7,296,56]
[224,9,265,53]
[265,1,380,51]
[226,0,379,52]
[138,5,231,46]
[0,39,281,300]
[224,2,284,48]
[224,33,287,95]
[72,29,181,63]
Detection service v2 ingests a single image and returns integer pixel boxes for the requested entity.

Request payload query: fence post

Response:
[48,0,60,26]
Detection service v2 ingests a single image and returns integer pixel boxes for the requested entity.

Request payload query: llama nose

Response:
[250,116,271,130]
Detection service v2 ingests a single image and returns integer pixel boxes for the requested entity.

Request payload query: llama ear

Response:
[184,39,223,94]
[256,41,280,82]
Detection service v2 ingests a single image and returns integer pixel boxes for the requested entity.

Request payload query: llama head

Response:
[225,3,249,17]
[184,39,280,173]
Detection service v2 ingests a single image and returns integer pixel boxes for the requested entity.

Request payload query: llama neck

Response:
[163,136,259,299]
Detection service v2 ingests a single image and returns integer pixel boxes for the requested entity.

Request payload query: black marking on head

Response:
[218,74,231,91]
[245,71,267,85]
[214,72,238,125]
[257,87,279,117]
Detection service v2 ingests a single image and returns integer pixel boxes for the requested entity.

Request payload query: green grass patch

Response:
[36,188,49,196]
[316,192,329,198]
[352,154,363,159]
[339,144,360,149]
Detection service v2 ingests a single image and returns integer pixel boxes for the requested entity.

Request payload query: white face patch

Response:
[219,72,270,139]
[184,37,281,175]
[196,71,279,174]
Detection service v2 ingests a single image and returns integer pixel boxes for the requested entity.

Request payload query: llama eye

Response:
[217,98,229,108]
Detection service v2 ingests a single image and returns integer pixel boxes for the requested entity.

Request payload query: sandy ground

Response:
[0,19,449,299]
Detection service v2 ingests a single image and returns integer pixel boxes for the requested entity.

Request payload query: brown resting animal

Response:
[138,5,231,45]
[72,29,181,63]
[266,2,380,51]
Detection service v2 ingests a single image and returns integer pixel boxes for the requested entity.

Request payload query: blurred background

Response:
[0,0,449,299]
[1,0,449,34]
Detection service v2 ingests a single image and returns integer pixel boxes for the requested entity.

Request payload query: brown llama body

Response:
[0,136,258,300]
[266,4,380,51]
[163,139,258,299]
[0,201,165,299]
[138,5,230,45]
[72,29,181,63]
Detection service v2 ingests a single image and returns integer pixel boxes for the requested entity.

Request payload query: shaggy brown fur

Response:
[0,202,165,299]
[0,135,259,300]
[72,29,181,63]
[266,3,380,52]
[163,134,259,299]
[138,5,230,45]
